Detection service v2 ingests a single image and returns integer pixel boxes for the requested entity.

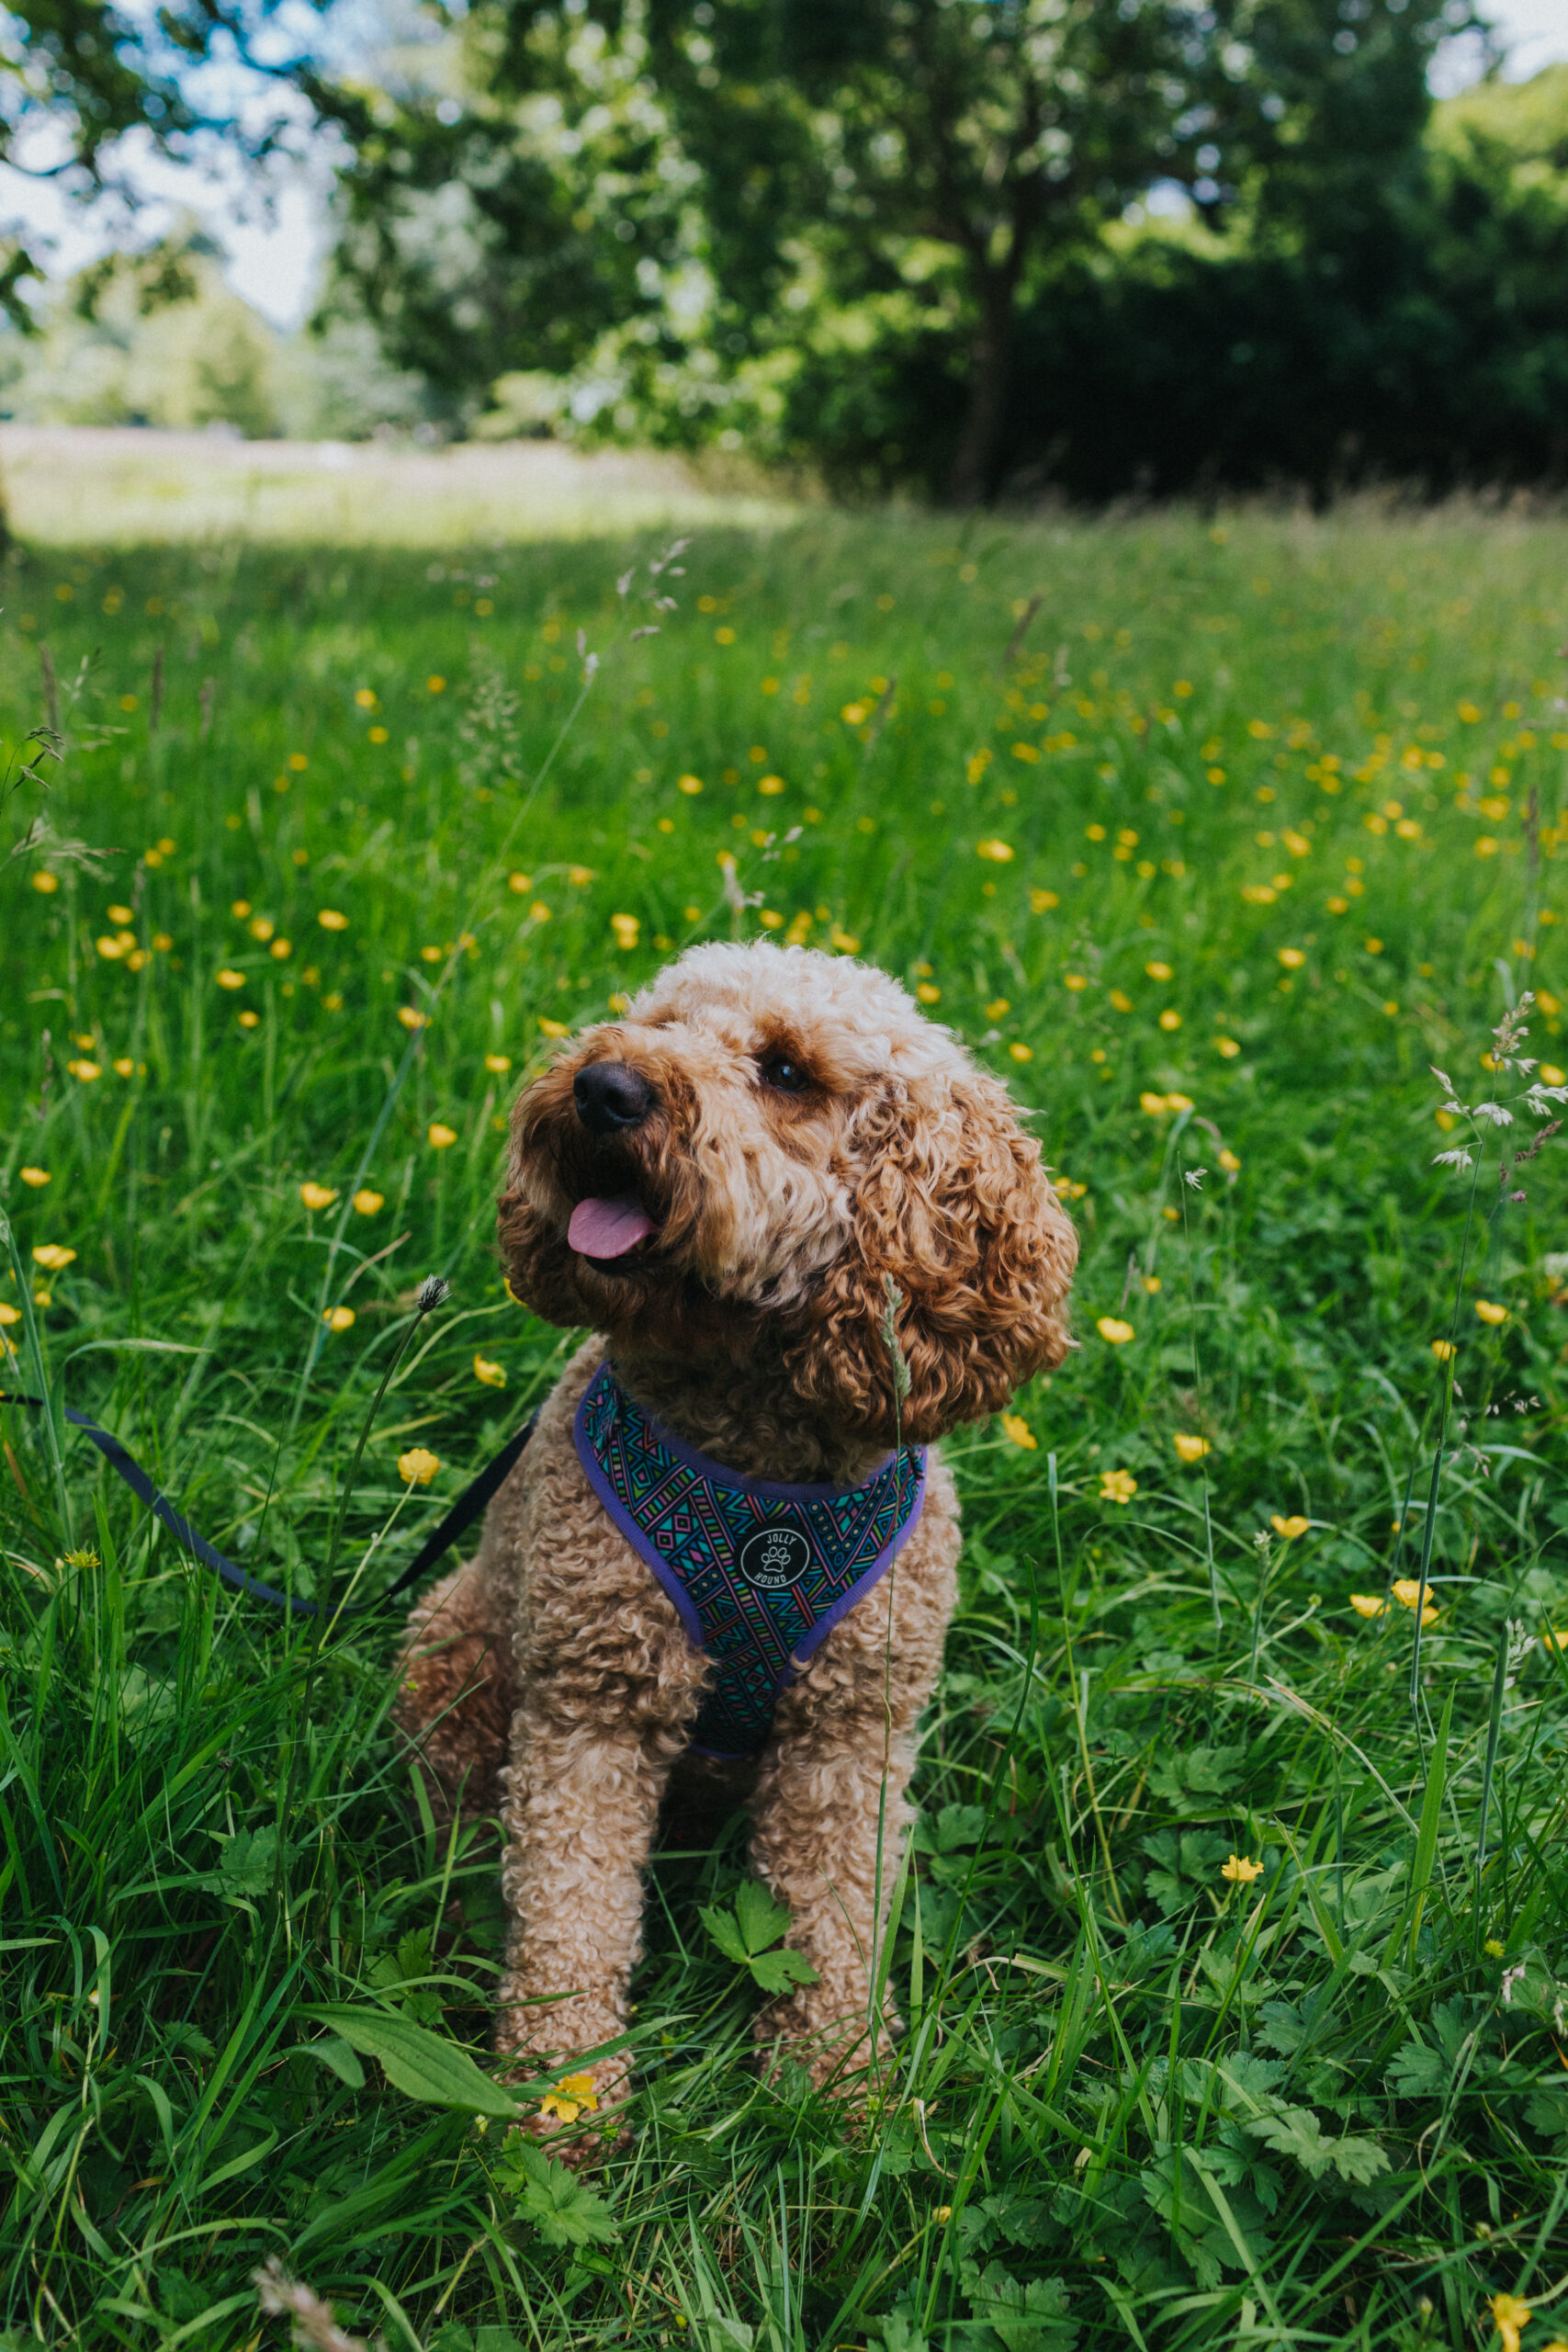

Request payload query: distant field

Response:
[0,424,797,545]
[3,502,1567,2352]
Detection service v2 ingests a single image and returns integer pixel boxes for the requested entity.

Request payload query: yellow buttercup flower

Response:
[428,1123,457,1149]
[216,968,245,990]
[539,1017,570,1038]
[1491,2295,1531,2352]
[19,1168,51,1187]
[1349,1594,1385,1618]
[1221,1854,1263,1884]
[1100,1468,1137,1504]
[1270,1514,1310,1539]
[474,1353,506,1388]
[484,1053,512,1074]
[322,1306,355,1333]
[1392,1577,1441,1627]
[1431,1339,1455,1362]
[1174,1432,1211,1463]
[1001,1412,1036,1451]
[32,1245,76,1271]
[1097,1317,1134,1345]
[299,1182,338,1212]
[398,1007,427,1031]
[318,908,349,932]
[1009,1042,1033,1063]
[68,1059,101,1081]
[0,1303,21,1326]
[398,1448,440,1486]
[538,2072,599,2123]
[976,839,1014,863]
[1475,1299,1507,1326]
[353,1189,384,1216]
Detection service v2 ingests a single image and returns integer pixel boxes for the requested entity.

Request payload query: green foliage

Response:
[1,503,1567,2346]
[495,2140,621,2249]
[699,1881,820,1994]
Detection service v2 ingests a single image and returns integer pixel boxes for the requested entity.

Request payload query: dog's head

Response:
[500,941,1077,1444]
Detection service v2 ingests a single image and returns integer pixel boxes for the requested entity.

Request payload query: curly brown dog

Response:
[396,940,1076,2125]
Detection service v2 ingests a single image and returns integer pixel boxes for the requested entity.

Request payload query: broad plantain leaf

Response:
[300,2004,525,2118]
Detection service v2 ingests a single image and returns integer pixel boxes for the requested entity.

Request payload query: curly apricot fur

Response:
[396,942,1075,2131]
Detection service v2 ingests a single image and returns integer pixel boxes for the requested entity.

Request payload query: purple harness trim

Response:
[572,1362,926,1760]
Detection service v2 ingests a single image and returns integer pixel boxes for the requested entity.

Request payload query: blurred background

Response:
[0,0,1563,504]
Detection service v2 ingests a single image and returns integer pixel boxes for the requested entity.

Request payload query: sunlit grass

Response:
[3,503,1568,2351]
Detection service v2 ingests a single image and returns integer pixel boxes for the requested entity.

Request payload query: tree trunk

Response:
[946,277,1016,507]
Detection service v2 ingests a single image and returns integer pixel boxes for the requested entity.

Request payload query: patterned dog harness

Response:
[574,1361,926,1760]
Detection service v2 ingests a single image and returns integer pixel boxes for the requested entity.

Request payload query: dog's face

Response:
[500,942,1077,1443]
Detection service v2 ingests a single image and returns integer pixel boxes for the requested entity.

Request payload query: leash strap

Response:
[0,1393,536,1621]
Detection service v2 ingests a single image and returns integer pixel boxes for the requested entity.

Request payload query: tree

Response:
[0,0,316,327]
[311,0,1469,500]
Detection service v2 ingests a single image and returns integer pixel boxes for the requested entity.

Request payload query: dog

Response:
[397,940,1077,2123]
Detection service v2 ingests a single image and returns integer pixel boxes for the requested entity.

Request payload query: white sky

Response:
[0,0,1564,334]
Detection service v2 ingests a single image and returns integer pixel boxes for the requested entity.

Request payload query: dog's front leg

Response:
[492,1571,705,2130]
[747,1487,958,2092]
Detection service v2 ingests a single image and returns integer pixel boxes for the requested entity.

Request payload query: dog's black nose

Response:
[574,1060,653,1134]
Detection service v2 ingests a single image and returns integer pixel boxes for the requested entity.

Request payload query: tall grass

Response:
[3,503,1567,2351]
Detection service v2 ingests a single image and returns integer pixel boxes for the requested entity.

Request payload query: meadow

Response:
[3,494,1568,2352]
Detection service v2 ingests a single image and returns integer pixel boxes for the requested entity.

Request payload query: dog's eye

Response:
[759,1055,809,1094]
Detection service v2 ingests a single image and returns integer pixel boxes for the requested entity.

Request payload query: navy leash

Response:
[0,1393,536,1621]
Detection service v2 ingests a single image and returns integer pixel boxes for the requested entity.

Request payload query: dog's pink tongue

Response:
[568,1194,656,1259]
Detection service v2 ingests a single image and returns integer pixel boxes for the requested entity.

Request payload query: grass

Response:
[3,497,1568,2352]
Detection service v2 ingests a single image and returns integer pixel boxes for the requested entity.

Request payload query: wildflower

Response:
[32,1245,76,1271]
[353,1189,384,1216]
[610,913,641,949]
[976,840,1014,863]
[299,1182,337,1212]
[428,1124,457,1149]
[1158,1010,1181,1032]
[1030,888,1059,912]
[539,1017,570,1038]
[1097,1317,1134,1345]
[1491,2295,1531,2352]
[985,998,1010,1019]
[399,1447,441,1485]
[322,1306,355,1333]
[0,1303,17,1326]
[1143,1272,1162,1293]
[417,1274,451,1314]
[250,916,275,943]
[19,1168,50,1187]
[474,1353,506,1388]
[1349,1594,1385,1618]
[1009,1043,1033,1063]
[216,968,245,990]
[1174,1433,1211,1463]
[1215,1037,1241,1058]
[1063,971,1087,992]
[113,1058,134,1076]
[1222,1855,1264,1884]
[539,2072,598,2122]
[1167,1093,1194,1114]
[507,873,534,894]
[31,870,60,893]
[1145,960,1172,981]
[1270,1514,1310,1539]
[1139,1091,1168,1115]
[398,1008,427,1032]
[1391,1577,1441,1626]
[238,1011,260,1030]
[428,674,446,694]
[934,2205,954,2223]
[1475,1299,1507,1325]
[1100,1468,1137,1503]
[677,774,704,796]
[1278,947,1305,969]
[916,982,941,1005]
[1484,1939,1506,1956]
[1001,1412,1036,1450]
[1218,1148,1240,1173]
[318,909,349,932]
[485,1053,511,1074]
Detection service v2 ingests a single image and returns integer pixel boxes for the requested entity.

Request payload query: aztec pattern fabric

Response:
[574,1362,926,1760]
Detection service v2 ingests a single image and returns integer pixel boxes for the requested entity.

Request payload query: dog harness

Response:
[574,1361,926,1760]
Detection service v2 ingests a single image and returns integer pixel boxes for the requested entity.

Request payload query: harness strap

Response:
[0,1392,536,1620]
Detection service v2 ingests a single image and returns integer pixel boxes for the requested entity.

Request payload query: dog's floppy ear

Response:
[784,1070,1077,1445]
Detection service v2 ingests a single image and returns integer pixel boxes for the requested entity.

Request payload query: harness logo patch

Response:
[739,1523,812,1590]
